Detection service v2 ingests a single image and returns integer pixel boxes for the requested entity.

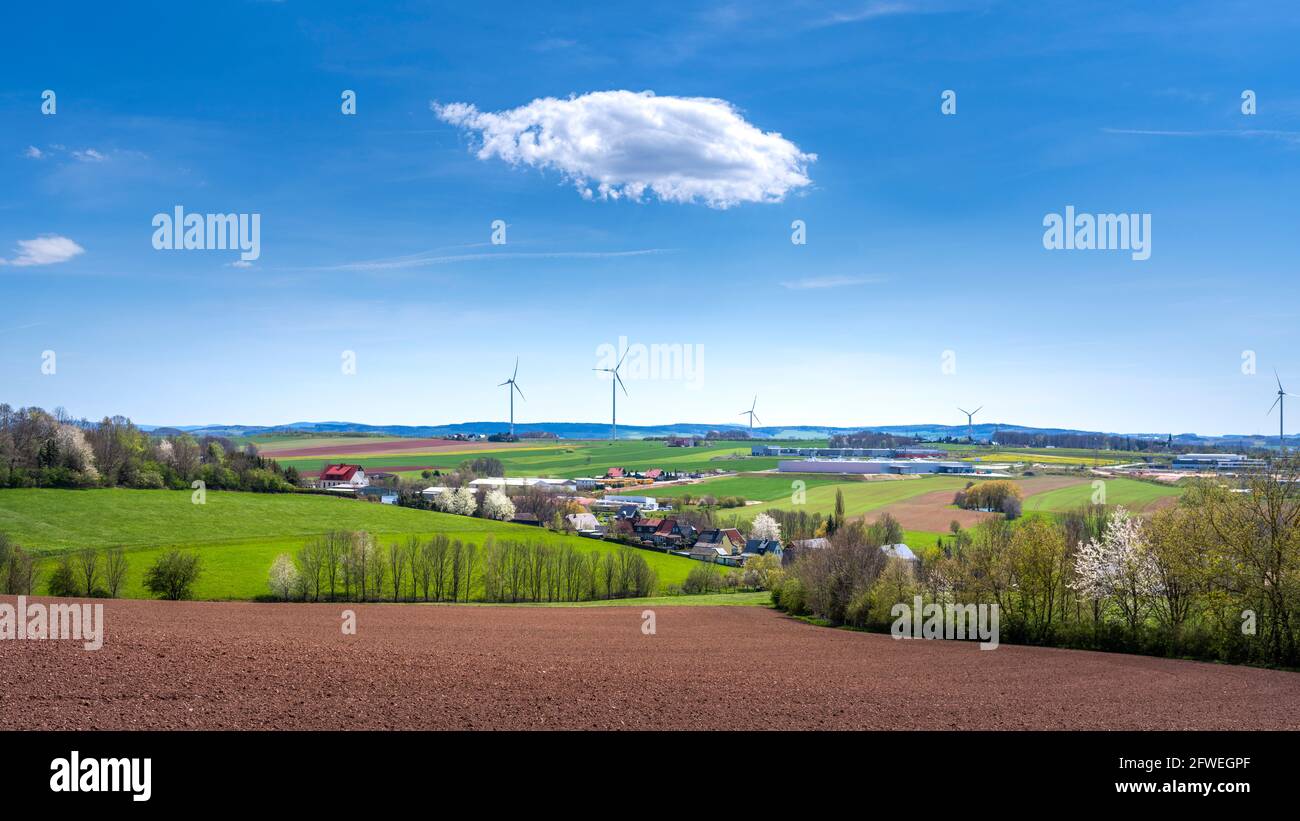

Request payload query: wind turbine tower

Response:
[593,350,629,440]
[740,396,761,433]
[1270,371,1289,450]
[958,406,983,443]
[497,358,525,437]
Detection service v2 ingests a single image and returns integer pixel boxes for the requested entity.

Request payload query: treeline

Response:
[0,405,299,491]
[773,460,1300,668]
[271,531,657,603]
[0,537,204,601]
[828,431,920,449]
[995,430,1168,451]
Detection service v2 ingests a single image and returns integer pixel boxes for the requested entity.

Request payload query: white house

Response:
[319,464,369,489]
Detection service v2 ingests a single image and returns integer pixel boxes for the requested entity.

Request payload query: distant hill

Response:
[136,419,1284,449]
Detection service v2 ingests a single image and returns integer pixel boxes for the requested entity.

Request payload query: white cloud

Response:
[24,145,43,159]
[71,148,107,162]
[228,260,254,268]
[1,235,86,267]
[781,275,885,290]
[433,90,815,208]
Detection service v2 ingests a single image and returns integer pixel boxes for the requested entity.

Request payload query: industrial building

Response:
[752,446,945,459]
[777,458,1007,476]
[1170,453,1265,472]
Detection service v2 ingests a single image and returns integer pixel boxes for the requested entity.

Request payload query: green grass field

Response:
[267,439,781,480]
[637,472,847,502]
[1021,477,1183,513]
[0,489,700,601]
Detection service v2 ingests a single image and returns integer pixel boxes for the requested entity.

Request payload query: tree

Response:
[482,489,516,521]
[143,549,203,600]
[1070,507,1159,635]
[47,556,80,597]
[268,553,301,601]
[74,545,100,596]
[749,512,781,542]
[454,483,480,517]
[103,547,128,597]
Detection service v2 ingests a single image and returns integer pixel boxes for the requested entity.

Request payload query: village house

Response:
[318,464,369,489]
[694,528,746,555]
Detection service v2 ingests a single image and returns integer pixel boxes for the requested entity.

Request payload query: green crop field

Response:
[0,489,700,601]
[736,475,974,519]
[263,438,783,479]
[1021,478,1183,513]
[636,473,847,502]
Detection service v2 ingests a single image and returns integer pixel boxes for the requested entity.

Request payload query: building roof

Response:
[606,467,624,478]
[644,469,663,479]
[881,543,918,562]
[743,538,782,556]
[320,464,363,481]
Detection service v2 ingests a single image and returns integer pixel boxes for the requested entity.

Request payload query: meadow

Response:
[1020,477,1183,513]
[0,488,700,600]
[264,438,780,479]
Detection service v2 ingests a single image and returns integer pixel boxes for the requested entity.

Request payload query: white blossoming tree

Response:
[432,489,456,513]
[452,486,478,517]
[268,553,301,601]
[749,512,781,542]
[1070,507,1160,633]
[482,489,516,521]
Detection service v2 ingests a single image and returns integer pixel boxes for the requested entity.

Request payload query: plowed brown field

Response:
[3,597,1298,730]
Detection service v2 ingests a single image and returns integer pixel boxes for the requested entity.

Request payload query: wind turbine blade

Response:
[616,372,628,396]
[1269,396,1282,414]
[615,348,629,370]
[957,407,968,415]
[751,396,758,412]
[1277,369,1284,392]
[513,357,519,381]
[497,380,510,387]
[513,383,525,401]
[973,406,983,415]
[752,414,761,425]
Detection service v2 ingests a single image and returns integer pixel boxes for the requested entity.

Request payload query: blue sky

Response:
[2,0,1299,435]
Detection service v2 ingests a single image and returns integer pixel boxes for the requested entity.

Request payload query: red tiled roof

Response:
[654,518,676,535]
[606,467,624,478]
[645,469,663,478]
[320,464,363,481]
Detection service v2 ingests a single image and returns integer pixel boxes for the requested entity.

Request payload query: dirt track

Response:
[3,597,1298,730]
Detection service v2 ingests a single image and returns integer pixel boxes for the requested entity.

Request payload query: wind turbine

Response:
[594,350,629,441]
[740,396,761,433]
[1269,371,1288,450]
[498,358,525,437]
[958,406,983,443]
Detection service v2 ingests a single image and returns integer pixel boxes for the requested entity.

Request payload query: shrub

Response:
[47,556,80,598]
[143,549,203,600]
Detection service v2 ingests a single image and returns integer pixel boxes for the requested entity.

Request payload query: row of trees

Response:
[773,461,1300,667]
[0,536,204,601]
[0,405,299,491]
[270,531,658,603]
[954,480,1023,518]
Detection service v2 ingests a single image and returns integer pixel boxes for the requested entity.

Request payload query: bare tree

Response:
[103,547,128,597]
[74,546,100,596]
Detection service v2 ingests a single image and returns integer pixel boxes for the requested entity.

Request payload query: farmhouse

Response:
[319,464,369,489]
[742,539,783,560]
[695,528,746,555]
